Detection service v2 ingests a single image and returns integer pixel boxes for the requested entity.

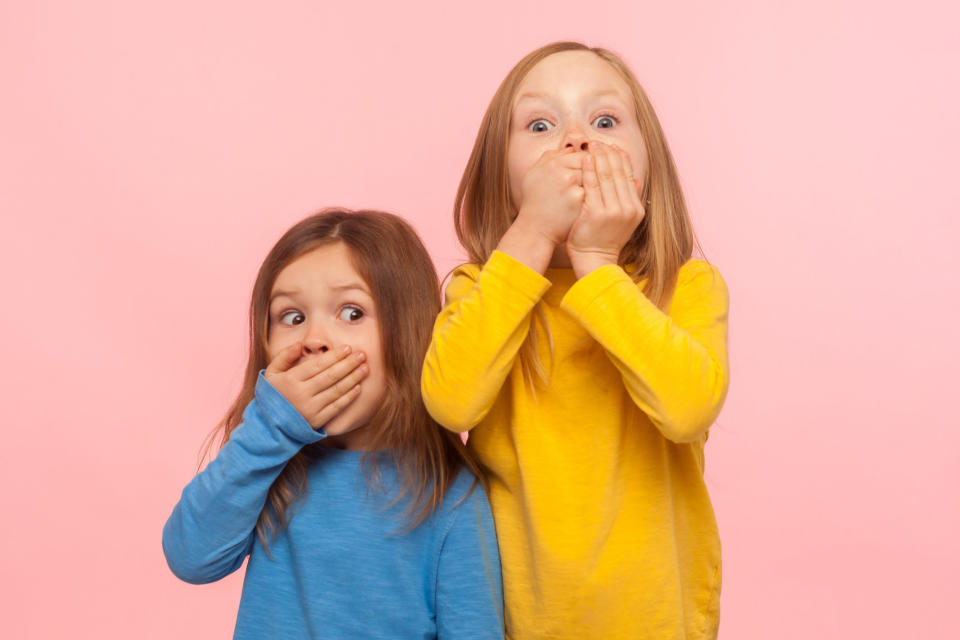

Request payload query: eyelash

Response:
[339,304,365,322]
[594,112,619,125]
[272,304,365,327]
[524,112,621,131]
[277,309,305,326]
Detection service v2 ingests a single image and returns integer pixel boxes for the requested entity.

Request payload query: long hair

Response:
[454,42,700,382]
[209,209,484,548]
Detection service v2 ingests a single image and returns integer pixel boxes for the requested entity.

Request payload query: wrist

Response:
[496,217,558,274]
[567,247,619,279]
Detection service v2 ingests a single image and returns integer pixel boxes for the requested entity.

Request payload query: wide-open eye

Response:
[279,310,305,326]
[592,115,617,129]
[339,305,364,322]
[528,119,554,133]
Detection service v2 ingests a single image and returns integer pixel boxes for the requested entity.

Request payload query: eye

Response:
[592,115,617,129]
[339,305,364,322]
[527,119,554,133]
[279,310,305,326]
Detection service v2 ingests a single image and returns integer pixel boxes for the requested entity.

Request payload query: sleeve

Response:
[435,488,505,639]
[421,250,551,432]
[161,371,325,584]
[560,259,730,443]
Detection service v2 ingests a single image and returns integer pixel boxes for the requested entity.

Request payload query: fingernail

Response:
[341,345,351,355]
[355,352,366,362]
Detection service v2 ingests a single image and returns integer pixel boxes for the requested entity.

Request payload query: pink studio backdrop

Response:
[1,1,957,637]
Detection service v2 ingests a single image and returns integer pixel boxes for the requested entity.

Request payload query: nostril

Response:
[580,142,589,151]
[320,346,329,353]
[565,142,573,148]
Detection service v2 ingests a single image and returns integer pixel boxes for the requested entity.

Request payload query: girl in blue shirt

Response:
[163,209,504,639]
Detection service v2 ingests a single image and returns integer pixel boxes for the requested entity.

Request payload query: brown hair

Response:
[454,41,701,383]
[208,209,484,547]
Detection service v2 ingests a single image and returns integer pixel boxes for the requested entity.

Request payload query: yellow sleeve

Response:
[560,259,730,443]
[422,250,552,432]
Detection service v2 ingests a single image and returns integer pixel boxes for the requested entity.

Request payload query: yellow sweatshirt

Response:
[422,250,730,640]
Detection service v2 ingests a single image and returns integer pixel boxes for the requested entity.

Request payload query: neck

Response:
[549,244,571,268]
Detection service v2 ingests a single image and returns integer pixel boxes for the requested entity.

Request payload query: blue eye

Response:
[592,115,617,129]
[279,310,305,326]
[528,119,553,133]
[339,306,364,322]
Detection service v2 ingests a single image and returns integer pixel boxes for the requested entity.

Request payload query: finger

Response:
[609,147,640,220]
[581,154,604,213]
[561,167,583,188]
[265,342,302,375]
[316,357,369,399]
[292,344,352,382]
[592,144,620,212]
[620,150,647,218]
[305,350,367,394]
[311,382,363,428]
[538,146,577,165]
[554,150,589,169]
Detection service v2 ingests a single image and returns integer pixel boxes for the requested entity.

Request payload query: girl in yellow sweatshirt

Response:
[421,42,730,640]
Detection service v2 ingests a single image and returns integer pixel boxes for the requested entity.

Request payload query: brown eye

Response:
[279,311,305,325]
[339,306,364,322]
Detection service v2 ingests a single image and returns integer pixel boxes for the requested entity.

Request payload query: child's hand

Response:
[566,142,646,278]
[514,147,587,247]
[264,343,369,430]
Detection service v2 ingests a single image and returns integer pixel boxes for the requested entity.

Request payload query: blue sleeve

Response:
[162,372,325,584]
[435,487,505,639]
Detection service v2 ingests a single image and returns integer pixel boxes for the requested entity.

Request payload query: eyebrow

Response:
[269,282,371,303]
[514,88,628,105]
[328,282,371,295]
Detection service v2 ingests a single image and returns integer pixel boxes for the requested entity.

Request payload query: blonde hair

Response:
[454,42,700,382]
[207,209,484,548]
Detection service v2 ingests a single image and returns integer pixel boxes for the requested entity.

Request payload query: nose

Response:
[562,123,590,151]
[301,322,333,355]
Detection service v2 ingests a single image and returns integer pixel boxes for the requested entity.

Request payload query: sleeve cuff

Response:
[559,263,632,317]
[485,250,552,300]
[254,371,327,444]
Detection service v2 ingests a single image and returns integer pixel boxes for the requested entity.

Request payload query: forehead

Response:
[514,50,633,106]
[272,242,366,292]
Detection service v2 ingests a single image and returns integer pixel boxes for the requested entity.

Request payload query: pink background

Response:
[2,0,957,637]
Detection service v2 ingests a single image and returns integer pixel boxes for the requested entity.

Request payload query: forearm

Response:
[422,252,550,431]
[562,262,730,443]
[495,218,557,275]
[162,373,324,582]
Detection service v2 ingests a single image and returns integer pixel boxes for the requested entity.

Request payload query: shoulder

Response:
[442,262,482,303]
[450,262,482,282]
[675,259,728,297]
[669,259,729,316]
[677,258,725,285]
[436,467,492,525]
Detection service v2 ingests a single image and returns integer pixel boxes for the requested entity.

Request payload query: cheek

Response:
[506,142,534,200]
[266,327,298,362]
[628,143,649,184]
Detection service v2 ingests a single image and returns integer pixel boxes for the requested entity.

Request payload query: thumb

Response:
[266,342,302,374]
[539,146,576,163]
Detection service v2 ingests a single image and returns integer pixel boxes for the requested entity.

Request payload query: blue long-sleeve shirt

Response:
[163,372,504,639]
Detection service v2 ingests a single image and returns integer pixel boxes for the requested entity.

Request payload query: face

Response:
[266,242,387,447]
[507,50,649,209]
